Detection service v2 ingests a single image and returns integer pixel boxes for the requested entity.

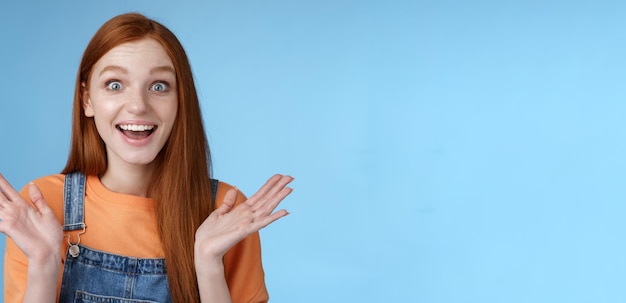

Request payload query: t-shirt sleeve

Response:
[217,182,270,303]
[4,237,28,303]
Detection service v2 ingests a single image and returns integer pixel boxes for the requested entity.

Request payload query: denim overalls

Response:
[58,172,218,303]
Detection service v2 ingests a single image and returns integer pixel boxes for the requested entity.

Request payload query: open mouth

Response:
[116,124,156,140]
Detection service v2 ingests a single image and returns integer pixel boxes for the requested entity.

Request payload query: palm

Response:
[195,174,293,260]
[0,175,63,261]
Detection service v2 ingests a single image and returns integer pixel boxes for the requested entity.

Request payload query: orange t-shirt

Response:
[4,174,269,303]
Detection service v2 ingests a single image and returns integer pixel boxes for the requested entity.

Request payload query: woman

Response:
[0,13,293,303]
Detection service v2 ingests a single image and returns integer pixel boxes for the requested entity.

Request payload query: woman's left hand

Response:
[194,174,294,264]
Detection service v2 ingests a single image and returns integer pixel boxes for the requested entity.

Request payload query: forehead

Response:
[92,38,174,73]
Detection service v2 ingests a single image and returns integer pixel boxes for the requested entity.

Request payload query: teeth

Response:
[118,124,155,132]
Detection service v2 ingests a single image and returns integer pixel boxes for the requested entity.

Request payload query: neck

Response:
[100,163,154,197]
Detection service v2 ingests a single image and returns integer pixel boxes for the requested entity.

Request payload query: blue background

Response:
[2,1,626,302]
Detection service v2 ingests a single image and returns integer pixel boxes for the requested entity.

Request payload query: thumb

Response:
[213,187,238,216]
[28,182,51,215]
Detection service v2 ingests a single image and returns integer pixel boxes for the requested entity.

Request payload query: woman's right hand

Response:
[0,173,63,265]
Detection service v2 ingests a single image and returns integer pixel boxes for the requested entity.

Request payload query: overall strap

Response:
[63,172,86,232]
[211,178,219,208]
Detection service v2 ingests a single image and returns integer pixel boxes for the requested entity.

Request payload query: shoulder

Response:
[30,173,65,187]
[20,174,65,198]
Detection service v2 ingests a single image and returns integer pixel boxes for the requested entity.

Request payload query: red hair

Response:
[61,13,213,302]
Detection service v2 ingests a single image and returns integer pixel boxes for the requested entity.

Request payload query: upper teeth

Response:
[119,124,154,131]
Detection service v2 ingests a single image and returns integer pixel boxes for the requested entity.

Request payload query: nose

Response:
[125,88,149,114]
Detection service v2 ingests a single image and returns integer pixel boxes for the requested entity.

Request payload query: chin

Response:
[122,154,160,166]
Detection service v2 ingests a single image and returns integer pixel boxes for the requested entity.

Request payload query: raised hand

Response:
[194,174,294,263]
[0,174,63,264]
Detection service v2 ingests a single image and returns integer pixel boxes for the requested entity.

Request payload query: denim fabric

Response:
[58,245,171,302]
[63,172,85,232]
[58,172,219,302]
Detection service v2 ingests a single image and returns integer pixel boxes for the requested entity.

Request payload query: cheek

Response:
[88,98,122,133]
[160,104,178,141]
[88,94,119,114]
[161,98,178,122]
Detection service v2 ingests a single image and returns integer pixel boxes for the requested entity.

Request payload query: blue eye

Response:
[106,81,122,91]
[151,82,168,92]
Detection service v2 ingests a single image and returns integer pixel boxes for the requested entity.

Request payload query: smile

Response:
[116,124,157,140]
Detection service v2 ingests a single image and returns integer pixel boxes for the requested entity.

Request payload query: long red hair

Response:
[61,13,214,302]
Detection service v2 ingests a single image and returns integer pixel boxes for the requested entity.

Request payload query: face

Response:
[84,38,178,170]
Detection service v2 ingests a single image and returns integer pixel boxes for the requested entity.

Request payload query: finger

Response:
[254,176,294,213]
[252,209,290,231]
[254,186,293,215]
[0,184,6,202]
[0,173,20,202]
[0,188,7,205]
[213,187,239,216]
[247,175,294,206]
[262,175,294,202]
[28,183,51,215]
[245,174,283,205]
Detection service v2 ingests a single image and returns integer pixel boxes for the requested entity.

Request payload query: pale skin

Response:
[0,38,293,303]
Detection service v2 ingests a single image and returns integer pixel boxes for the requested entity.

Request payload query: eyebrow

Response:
[98,65,176,76]
[150,65,176,75]
[99,65,128,76]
